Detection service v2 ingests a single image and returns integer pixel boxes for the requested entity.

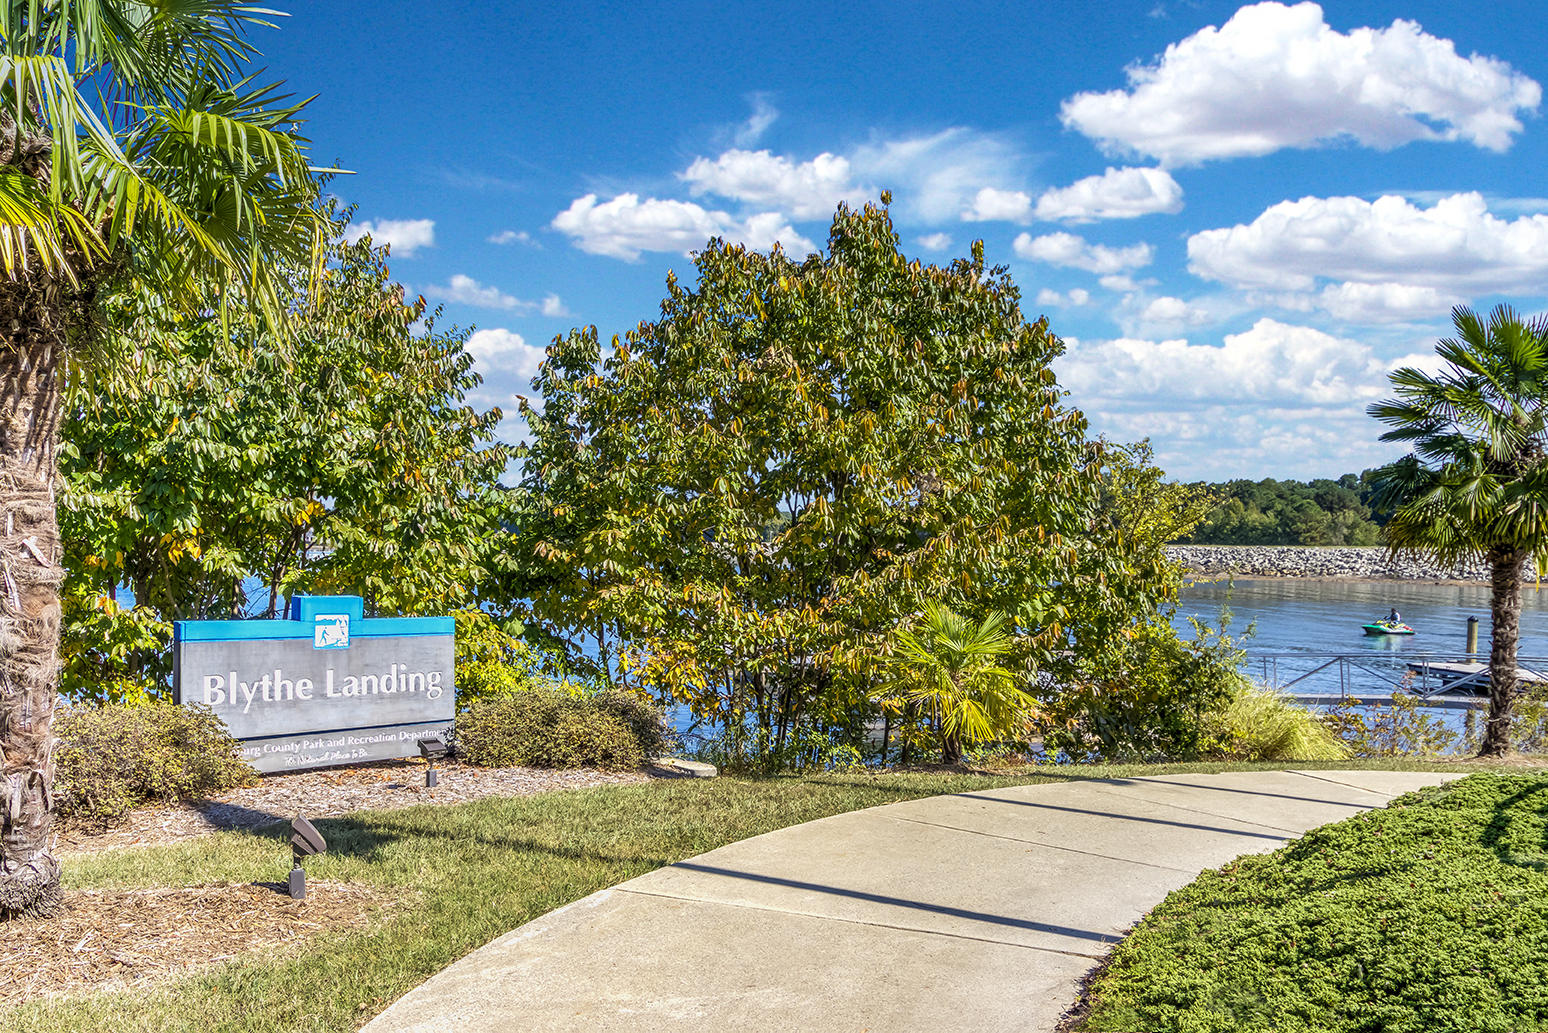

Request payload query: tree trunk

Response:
[0,276,68,917]
[940,726,961,766]
[1481,545,1524,757]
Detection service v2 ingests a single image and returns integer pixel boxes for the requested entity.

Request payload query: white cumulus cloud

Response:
[1014,231,1153,274]
[1187,192,1548,296]
[963,187,1032,223]
[1059,319,1391,407]
[1035,288,1092,307]
[1034,167,1183,222]
[917,232,953,252]
[1056,318,1444,477]
[551,193,815,261]
[465,328,548,381]
[1138,295,1212,327]
[346,218,435,257]
[540,294,569,318]
[1060,1,1541,165]
[681,149,863,219]
[427,274,522,310]
[1315,282,1462,323]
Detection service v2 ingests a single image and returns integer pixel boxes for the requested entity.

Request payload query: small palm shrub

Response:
[456,687,669,770]
[874,603,1036,765]
[54,702,257,828]
[1204,684,1348,761]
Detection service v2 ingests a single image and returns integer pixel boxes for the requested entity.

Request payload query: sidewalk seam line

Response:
[613,887,1110,960]
[1089,782,1303,835]
[881,814,1196,873]
[1284,769,1400,797]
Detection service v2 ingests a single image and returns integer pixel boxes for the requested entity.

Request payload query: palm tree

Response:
[1368,305,1548,757]
[875,603,1036,765]
[1,3,323,916]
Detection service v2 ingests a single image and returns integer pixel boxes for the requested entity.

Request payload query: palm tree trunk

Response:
[940,727,961,766]
[0,278,68,917]
[1481,545,1524,757]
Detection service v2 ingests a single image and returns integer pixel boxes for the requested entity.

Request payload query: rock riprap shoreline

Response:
[1167,545,1489,583]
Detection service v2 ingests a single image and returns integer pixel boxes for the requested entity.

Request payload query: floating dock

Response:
[1286,692,1484,711]
[1404,660,1548,694]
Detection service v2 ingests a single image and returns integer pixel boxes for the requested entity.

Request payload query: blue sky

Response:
[261,1,1548,480]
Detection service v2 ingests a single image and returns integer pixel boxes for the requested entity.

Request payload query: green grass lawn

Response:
[1078,772,1548,1033]
[0,760,1492,1033]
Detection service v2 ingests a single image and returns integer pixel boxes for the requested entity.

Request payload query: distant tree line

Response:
[1179,473,1390,546]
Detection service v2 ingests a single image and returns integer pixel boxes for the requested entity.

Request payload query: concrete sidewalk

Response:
[364,769,1459,1033]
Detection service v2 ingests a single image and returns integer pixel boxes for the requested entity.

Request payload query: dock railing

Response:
[1245,651,1548,711]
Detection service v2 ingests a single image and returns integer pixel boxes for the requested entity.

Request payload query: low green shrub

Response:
[1041,617,1248,762]
[1205,684,1348,761]
[455,687,669,770]
[1324,691,1458,756]
[1079,774,1548,1033]
[53,701,257,828]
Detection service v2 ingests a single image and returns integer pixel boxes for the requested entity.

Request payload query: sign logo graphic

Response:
[314,614,350,649]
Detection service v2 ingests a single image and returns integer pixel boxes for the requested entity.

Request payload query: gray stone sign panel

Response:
[173,597,455,774]
[239,721,452,773]
[175,634,454,740]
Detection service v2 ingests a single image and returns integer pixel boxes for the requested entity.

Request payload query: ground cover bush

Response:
[455,687,669,769]
[1078,773,1548,1033]
[53,703,256,828]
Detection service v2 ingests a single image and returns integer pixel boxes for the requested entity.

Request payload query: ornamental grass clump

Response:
[455,687,669,770]
[1205,684,1348,762]
[53,702,257,829]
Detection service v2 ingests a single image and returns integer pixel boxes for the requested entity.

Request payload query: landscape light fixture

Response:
[288,816,327,900]
[418,735,449,789]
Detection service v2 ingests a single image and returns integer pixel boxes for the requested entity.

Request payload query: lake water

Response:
[1175,577,1548,656]
[1173,577,1548,708]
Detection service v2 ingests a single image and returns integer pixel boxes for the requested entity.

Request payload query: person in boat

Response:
[1387,607,1402,625]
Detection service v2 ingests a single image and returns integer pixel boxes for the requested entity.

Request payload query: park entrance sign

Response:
[173,596,455,773]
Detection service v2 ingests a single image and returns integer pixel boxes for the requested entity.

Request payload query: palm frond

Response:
[0,169,104,281]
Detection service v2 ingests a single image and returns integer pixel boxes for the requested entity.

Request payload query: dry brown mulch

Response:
[56,760,652,855]
[0,880,400,1004]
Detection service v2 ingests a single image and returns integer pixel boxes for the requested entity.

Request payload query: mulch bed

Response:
[57,759,653,854]
[1,880,402,1004]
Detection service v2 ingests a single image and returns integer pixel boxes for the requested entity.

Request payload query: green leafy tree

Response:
[874,604,1033,765]
[59,213,511,699]
[0,3,324,915]
[1368,305,1548,757]
[1184,476,1382,545]
[511,199,1192,768]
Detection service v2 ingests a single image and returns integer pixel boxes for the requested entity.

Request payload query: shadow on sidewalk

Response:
[663,860,1123,946]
